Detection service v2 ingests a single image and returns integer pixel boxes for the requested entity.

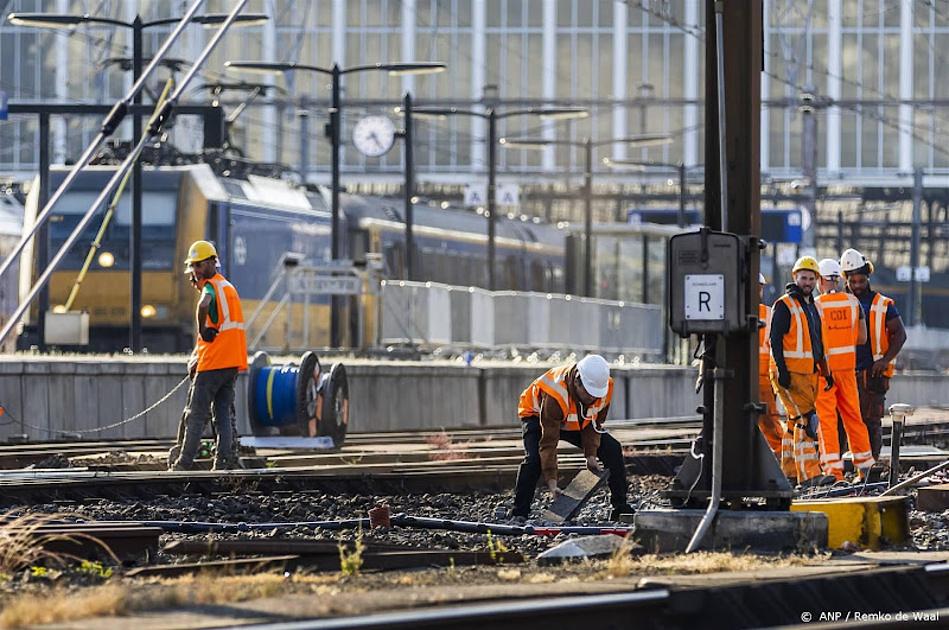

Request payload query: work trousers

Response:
[771,370,822,483]
[815,368,874,479]
[512,416,627,517]
[171,367,239,470]
[757,373,785,460]
[857,369,889,460]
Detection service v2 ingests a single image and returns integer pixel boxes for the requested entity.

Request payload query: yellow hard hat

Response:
[791,255,821,276]
[183,240,218,267]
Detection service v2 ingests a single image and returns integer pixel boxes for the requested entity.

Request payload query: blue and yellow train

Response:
[18,165,567,352]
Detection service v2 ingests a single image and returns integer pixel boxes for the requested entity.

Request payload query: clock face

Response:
[352,115,396,157]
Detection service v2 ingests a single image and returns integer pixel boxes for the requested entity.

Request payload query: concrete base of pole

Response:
[633,509,828,552]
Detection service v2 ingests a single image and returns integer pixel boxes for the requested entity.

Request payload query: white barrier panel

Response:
[381,281,664,355]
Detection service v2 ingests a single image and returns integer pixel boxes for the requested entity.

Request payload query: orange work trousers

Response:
[815,368,875,479]
[770,370,822,483]
[757,373,784,461]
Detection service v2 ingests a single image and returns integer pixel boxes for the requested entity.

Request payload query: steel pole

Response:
[330,64,341,347]
[677,162,687,228]
[487,110,497,291]
[908,167,923,326]
[403,92,415,281]
[37,113,50,350]
[130,16,143,352]
[298,97,309,184]
[583,138,593,297]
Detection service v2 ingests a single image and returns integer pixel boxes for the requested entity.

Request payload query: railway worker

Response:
[511,354,635,521]
[814,258,874,481]
[756,273,784,461]
[170,240,248,471]
[769,256,835,488]
[840,248,907,460]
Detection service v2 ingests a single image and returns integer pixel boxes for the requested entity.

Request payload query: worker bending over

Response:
[512,355,634,520]
[769,256,834,487]
[170,240,248,471]
[840,249,907,460]
[814,258,874,480]
[756,273,784,460]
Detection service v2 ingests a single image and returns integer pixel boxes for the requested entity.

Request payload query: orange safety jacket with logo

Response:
[815,291,861,371]
[758,303,772,376]
[195,273,248,373]
[518,364,614,431]
[868,292,896,378]
[769,294,816,375]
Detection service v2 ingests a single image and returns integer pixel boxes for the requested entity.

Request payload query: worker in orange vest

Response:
[756,273,784,461]
[840,249,907,460]
[814,258,874,480]
[512,355,634,521]
[769,256,835,487]
[170,240,248,471]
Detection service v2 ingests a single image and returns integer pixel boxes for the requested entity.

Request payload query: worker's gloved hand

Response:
[824,372,835,391]
[200,327,218,343]
[777,366,791,389]
[586,455,603,474]
[804,412,820,440]
[785,282,804,300]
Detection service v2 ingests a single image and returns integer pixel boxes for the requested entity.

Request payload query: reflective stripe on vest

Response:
[816,292,860,370]
[868,292,895,377]
[772,294,814,373]
[209,278,245,332]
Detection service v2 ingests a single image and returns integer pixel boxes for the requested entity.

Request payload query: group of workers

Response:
[759,248,906,487]
[512,247,907,519]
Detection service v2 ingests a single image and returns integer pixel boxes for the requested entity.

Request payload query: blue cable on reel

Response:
[247,351,349,446]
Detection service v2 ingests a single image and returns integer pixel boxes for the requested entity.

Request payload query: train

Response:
[16,165,572,352]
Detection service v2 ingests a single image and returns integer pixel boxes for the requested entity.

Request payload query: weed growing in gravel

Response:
[486,530,509,563]
[0,510,116,575]
[339,529,365,576]
[424,430,470,461]
[604,535,639,578]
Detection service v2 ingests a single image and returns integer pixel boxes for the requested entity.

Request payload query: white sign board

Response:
[496,183,520,206]
[684,274,725,321]
[896,265,930,282]
[463,184,487,207]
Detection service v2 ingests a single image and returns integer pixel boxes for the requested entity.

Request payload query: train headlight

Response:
[140,304,157,319]
[52,305,67,314]
[98,251,115,268]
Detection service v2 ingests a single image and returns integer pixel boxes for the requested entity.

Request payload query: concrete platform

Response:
[791,495,909,550]
[632,509,828,552]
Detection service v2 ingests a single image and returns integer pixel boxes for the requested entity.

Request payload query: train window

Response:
[49,191,177,270]
[350,230,368,265]
[384,242,405,279]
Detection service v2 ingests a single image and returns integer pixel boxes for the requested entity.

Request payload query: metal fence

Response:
[379,280,665,357]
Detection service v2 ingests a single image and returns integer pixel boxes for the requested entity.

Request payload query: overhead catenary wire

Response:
[0,0,251,347]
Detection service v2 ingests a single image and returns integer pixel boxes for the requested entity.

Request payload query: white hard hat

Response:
[840,248,872,274]
[577,354,610,398]
[758,272,767,285]
[818,258,841,278]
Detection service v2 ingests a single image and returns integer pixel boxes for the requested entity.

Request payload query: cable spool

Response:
[247,351,348,447]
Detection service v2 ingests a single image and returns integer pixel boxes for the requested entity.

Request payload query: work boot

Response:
[609,504,636,521]
[798,474,836,490]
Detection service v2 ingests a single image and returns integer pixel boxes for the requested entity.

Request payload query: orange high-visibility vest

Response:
[815,291,861,371]
[770,294,815,374]
[868,292,896,378]
[758,303,772,376]
[195,273,248,373]
[518,364,614,431]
